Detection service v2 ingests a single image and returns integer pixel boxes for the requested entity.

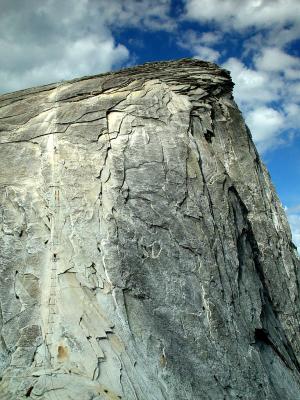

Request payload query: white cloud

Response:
[184,0,300,31]
[223,58,280,107]
[246,107,284,150]
[0,0,174,93]
[284,103,300,127]
[97,0,175,31]
[285,69,300,80]
[0,35,129,93]
[0,0,131,93]
[179,30,222,46]
[223,57,300,152]
[198,32,221,45]
[193,46,220,62]
[255,47,300,73]
[177,30,221,62]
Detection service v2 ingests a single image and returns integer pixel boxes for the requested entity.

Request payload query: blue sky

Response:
[1,0,299,250]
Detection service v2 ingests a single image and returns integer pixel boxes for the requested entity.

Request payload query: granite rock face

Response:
[0,59,300,399]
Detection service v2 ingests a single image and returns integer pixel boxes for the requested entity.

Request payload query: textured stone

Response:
[0,59,300,399]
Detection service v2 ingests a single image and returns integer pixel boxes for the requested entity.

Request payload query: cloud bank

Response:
[0,0,175,93]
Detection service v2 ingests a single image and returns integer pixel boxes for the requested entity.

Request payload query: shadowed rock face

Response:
[0,59,300,399]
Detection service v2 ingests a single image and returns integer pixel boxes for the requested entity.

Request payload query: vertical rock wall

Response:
[0,59,300,399]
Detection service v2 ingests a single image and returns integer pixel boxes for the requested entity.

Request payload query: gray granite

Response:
[0,59,300,399]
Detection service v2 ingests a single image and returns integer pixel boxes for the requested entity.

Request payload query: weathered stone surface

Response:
[0,59,300,399]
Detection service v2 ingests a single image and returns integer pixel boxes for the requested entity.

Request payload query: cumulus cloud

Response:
[184,0,300,31]
[0,0,174,93]
[284,103,300,126]
[223,56,300,152]
[178,30,222,47]
[0,35,129,93]
[177,30,221,62]
[0,0,130,92]
[96,0,175,31]
[223,58,281,106]
[197,32,222,45]
[254,47,300,75]
[192,46,220,62]
[246,107,285,151]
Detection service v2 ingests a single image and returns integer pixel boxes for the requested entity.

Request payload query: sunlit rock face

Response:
[0,59,300,399]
